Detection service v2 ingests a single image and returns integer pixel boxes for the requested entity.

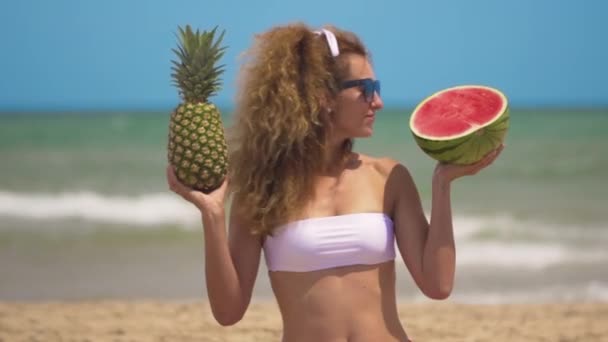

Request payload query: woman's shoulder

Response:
[353,154,414,213]
[354,153,406,178]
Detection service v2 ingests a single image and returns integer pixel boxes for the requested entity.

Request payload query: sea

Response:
[1,108,607,303]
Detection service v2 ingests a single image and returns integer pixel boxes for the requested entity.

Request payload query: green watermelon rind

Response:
[418,110,509,164]
[410,85,509,165]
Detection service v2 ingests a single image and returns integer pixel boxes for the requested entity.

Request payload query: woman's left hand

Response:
[433,144,505,183]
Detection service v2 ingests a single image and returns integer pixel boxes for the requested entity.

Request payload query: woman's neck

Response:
[320,138,352,175]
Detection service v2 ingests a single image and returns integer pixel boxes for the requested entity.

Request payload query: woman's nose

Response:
[371,92,384,110]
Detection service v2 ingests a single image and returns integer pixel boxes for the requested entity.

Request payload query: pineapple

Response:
[168,25,228,193]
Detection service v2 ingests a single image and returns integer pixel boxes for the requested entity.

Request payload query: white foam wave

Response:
[1,190,584,232]
[451,215,608,268]
[456,242,607,268]
[0,190,201,226]
[2,190,607,269]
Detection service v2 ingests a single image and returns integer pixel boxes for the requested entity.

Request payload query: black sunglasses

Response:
[340,78,381,102]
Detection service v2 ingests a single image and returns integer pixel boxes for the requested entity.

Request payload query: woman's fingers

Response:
[462,144,504,175]
[436,144,505,181]
[166,165,189,196]
[475,144,504,170]
[218,177,229,193]
[166,165,176,189]
[486,144,504,165]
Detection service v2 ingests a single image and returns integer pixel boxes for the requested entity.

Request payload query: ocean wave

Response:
[1,190,607,234]
[456,241,607,268]
[0,190,200,226]
[1,190,607,270]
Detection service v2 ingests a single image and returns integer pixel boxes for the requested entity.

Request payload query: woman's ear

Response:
[318,99,335,126]
[322,96,337,115]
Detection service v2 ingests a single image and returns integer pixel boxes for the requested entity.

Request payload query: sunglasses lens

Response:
[365,82,373,101]
[364,80,380,101]
[340,78,380,102]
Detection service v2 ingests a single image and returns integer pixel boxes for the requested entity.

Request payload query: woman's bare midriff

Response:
[268,260,410,342]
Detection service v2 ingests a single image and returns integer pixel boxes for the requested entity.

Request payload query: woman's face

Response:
[330,54,384,140]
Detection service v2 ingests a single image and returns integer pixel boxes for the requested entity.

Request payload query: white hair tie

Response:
[314,28,340,57]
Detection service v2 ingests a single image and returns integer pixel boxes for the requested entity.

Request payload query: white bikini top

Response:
[263,212,395,272]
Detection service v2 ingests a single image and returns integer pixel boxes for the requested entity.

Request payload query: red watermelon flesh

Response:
[410,85,509,164]
[412,87,504,139]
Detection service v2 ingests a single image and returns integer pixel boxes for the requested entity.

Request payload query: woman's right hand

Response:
[166,165,229,216]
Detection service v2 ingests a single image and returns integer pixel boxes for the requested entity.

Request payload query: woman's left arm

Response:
[391,145,504,300]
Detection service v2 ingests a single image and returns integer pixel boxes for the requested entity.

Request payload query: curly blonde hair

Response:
[228,23,369,235]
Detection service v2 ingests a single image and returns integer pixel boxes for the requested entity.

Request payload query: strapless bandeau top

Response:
[263,212,395,272]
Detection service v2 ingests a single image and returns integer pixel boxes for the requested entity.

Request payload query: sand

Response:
[1,300,607,342]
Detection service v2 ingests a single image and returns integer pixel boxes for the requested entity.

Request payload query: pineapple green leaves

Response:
[171,25,227,103]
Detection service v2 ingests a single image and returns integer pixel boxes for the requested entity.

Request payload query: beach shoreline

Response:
[1,299,607,341]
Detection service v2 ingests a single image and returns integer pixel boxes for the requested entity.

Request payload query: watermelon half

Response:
[409,85,509,165]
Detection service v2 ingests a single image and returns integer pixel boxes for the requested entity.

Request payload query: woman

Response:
[167,23,503,342]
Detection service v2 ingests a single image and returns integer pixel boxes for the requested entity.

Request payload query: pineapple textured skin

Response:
[168,102,227,192]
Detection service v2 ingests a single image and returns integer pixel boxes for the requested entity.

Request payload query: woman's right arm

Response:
[202,204,262,326]
[166,166,262,326]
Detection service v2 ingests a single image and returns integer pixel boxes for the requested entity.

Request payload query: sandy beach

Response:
[1,300,606,341]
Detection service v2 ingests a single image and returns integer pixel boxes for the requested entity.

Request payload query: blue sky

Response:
[1,0,607,111]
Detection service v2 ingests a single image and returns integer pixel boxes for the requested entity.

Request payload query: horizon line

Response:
[2,99,608,113]
[1,105,607,116]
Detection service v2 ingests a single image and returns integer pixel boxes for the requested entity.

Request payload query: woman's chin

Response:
[342,126,373,139]
[357,128,374,138]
